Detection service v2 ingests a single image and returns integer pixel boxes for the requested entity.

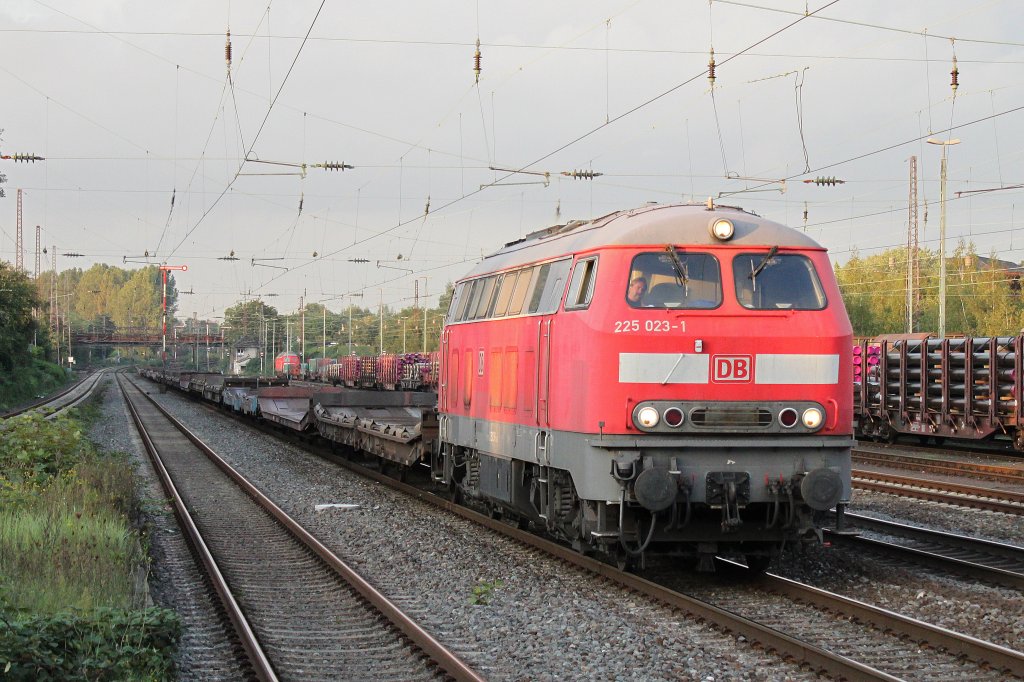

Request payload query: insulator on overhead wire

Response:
[950,55,959,93]
[561,169,603,180]
[225,29,232,68]
[10,153,44,162]
[474,38,482,84]
[803,202,808,222]
[707,47,716,88]
[802,176,845,186]
[323,161,353,171]
[298,194,304,213]
[424,196,431,215]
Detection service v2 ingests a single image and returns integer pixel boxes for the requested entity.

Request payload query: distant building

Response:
[233,336,261,375]
[963,255,1024,292]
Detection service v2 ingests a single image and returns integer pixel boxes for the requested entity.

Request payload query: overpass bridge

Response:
[71,329,226,347]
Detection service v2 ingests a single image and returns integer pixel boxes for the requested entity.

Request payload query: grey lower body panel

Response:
[440,414,852,504]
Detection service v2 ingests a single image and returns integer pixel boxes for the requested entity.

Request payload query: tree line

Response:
[3,239,1022,375]
[836,241,1023,338]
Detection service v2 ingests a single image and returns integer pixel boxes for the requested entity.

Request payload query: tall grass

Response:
[0,392,178,680]
[0,413,147,613]
[0,463,146,613]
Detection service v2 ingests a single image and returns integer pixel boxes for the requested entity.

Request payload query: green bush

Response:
[0,607,180,681]
[0,359,68,412]
[0,413,89,488]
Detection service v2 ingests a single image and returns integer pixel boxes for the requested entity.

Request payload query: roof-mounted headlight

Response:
[710,218,734,240]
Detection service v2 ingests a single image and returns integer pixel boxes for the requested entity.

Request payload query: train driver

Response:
[626,276,648,306]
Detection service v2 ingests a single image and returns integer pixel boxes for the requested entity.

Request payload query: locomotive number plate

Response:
[613,319,686,333]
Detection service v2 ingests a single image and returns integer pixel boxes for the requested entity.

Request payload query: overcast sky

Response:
[2,0,1022,319]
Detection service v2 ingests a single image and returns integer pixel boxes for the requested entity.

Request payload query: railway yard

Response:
[62,369,1023,681]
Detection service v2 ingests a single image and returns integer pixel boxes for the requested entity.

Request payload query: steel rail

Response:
[853,450,1024,484]
[307,450,901,681]
[117,374,278,682]
[825,515,1024,591]
[147,373,1018,680]
[1,368,103,419]
[124,374,485,682]
[853,470,1024,514]
[755,567,1024,678]
[43,369,110,420]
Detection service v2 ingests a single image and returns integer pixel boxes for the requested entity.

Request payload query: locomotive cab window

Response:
[733,251,827,310]
[565,256,599,310]
[627,251,721,309]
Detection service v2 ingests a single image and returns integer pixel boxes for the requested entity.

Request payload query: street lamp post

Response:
[926,137,960,338]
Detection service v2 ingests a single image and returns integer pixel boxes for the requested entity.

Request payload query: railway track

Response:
[853,448,1024,485]
[1,368,108,419]
[118,373,483,682]
[143,375,1024,679]
[346,459,1024,679]
[221,409,1023,680]
[827,512,1024,590]
[853,469,1024,515]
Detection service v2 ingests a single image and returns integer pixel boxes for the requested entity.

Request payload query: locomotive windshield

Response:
[627,252,721,309]
[732,252,827,310]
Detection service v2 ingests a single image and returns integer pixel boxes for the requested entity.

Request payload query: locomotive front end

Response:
[434,203,853,572]
[582,208,854,569]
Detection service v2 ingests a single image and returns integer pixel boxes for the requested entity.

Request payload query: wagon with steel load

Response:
[855,334,1023,449]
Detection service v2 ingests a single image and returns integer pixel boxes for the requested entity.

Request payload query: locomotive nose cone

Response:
[633,468,677,512]
[800,468,843,511]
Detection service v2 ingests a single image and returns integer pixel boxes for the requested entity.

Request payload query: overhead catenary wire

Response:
[16,1,1024,319]
[167,0,327,259]
[250,0,845,296]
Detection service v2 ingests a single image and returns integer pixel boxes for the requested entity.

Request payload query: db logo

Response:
[712,355,753,382]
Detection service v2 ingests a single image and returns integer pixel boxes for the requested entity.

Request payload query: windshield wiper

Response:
[748,245,779,289]
[664,244,688,287]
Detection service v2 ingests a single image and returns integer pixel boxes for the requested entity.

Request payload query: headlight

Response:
[636,406,660,428]
[802,407,824,429]
[710,218,734,240]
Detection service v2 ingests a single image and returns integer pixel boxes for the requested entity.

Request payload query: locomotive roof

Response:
[461,202,826,280]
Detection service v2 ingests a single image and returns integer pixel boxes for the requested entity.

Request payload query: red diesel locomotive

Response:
[434,202,854,568]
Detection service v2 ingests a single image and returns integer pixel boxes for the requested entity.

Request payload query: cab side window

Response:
[565,257,599,310]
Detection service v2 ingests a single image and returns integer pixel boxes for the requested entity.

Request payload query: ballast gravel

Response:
[93,375,1024,680]
[136,384,819,681]
[86,375,247,681]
